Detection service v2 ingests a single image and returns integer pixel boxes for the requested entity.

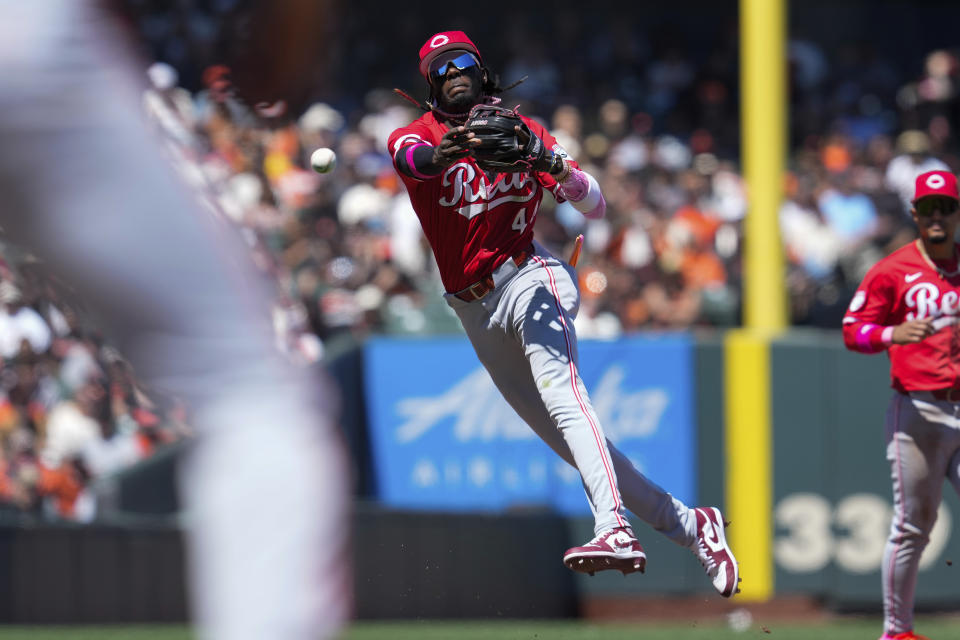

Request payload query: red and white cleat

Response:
[563,526,646,576]
[691,507,740,597]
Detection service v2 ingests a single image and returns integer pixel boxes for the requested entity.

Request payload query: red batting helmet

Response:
[418,31,484,80]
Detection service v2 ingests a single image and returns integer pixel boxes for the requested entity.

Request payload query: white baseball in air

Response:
[310,147,337,174]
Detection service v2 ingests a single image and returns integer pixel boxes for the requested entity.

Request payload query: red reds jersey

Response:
[843,240,960,391]
[388,111,575,293]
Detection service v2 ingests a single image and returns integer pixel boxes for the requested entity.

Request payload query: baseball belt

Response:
[454,244,534,302]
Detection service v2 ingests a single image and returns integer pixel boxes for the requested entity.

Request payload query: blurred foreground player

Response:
[0,1,349,639]
[842,169,960,640]
[389,30,739,596]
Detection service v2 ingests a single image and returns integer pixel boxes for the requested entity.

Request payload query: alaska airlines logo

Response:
[439,162,535,219]
[395,368,530,443]
[905,282,960,321]
[394,365,669,444]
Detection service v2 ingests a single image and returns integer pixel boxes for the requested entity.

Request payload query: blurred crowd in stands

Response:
[3,0,960,519]
[114,2,960,338]
[137,35,960,338]
[0,254,190,521]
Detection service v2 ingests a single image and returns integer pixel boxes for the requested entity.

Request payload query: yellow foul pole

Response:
[741,0,787,330]
[726,0,787,602]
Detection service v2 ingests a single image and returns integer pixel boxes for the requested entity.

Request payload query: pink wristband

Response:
[881,326,894,346]
[557,169,589,201]
[856,324,876,351]
[558,169,605,218]
[855,323,893,352]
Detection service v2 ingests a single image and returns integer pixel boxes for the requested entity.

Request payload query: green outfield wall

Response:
[36,329,959,622]
[770,331,960,608]
[489,329,960,609]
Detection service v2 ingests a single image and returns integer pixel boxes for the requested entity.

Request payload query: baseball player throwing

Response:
[842,169,960,640]
[388,30,738,596]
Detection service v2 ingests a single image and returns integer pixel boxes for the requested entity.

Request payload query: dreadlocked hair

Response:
[392,68,528,125]
[480,69,527,96]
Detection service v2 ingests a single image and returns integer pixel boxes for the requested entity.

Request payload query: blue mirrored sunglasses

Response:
[428,51,480,82]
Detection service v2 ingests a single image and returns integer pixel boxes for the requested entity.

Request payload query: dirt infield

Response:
[582,594,833,623]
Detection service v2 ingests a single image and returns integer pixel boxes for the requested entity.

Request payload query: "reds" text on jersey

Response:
[843,241,960,391]
[388,111,573,293]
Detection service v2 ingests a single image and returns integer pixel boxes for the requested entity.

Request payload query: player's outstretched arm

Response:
[393,128,480,179]
[514,119,606,219]
[556,168,606,219]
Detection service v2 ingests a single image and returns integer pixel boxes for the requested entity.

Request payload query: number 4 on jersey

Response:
[512,208,527,233]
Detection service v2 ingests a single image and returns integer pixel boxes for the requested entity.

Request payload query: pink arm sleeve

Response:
[557,168,605,219]
[843,321,894,353]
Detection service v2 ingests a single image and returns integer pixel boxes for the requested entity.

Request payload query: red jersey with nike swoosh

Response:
[388,111,574,293]
[843,240,960,391]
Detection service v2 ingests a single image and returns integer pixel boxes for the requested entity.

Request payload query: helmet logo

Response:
[927,174,946,189]
[430,35,449,49]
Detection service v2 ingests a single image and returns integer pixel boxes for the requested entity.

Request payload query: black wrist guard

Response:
[547,153,566,175]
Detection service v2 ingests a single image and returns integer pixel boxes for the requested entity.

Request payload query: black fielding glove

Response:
[464,104,552,173]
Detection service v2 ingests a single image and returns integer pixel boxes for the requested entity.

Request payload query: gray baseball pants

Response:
[882,392,960,634]
[446,241,696,545]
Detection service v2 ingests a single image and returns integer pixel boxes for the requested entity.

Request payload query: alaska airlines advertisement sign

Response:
[364,335,696,514]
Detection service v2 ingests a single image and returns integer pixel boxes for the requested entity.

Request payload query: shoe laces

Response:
[693,536,718,572]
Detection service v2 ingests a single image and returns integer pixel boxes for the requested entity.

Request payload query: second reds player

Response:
[388,30,739,597]
[843,169,960,640]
